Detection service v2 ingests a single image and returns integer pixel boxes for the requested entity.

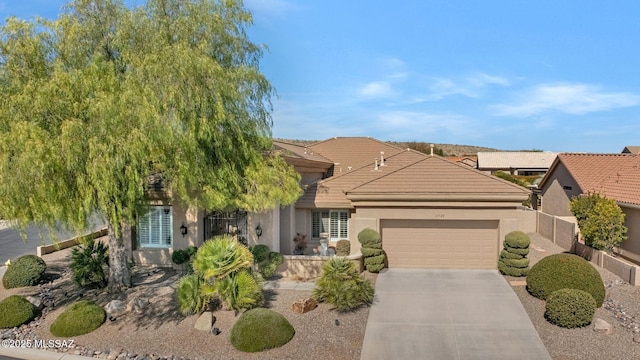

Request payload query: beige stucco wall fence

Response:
[36,228,109,256]
[537,211,640,286]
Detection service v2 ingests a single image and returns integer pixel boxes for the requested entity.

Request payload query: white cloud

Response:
[359,81,393,97]
[426,72,510,101]
[492,83,640,117]
[371,111,478,139]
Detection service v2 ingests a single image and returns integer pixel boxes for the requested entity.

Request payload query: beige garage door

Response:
[381,219,499,269]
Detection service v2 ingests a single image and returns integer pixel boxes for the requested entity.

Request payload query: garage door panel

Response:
[382,219,499,269]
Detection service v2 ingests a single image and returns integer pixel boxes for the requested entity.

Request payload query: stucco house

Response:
[127,137,535,270]
[535,153,640,263]
[477,151,558,176]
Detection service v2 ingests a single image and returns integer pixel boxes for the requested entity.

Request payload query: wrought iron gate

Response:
[203,210,248,245]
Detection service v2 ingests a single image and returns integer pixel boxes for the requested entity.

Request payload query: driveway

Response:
[360,269,551,360]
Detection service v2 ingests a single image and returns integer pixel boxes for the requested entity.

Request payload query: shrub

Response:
[545,288,596,328]
[250,244,270,263]
[501,257,530,268]
[2,255,47,289]
[358,228,384,273]
[504,245,529,256]
[50,301,105,337]
[498,261,529,277]
[526,253,605,307]
[570,193,627,253]
[504,231,531,249]
[213,269,263,311]
[500,249,523,260]
[172,249,190,265]
[0,295,37,328]
[336,240,350,256]
[175,273,207,315]
[70,240,109,288]
[313,257,374,311]
[230,308,294,352]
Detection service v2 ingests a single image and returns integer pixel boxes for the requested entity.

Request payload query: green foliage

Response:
[364,255,385,267]
[269,252,284,266]
[545,289,596,328]
[0,0,302,293]
[500,249,523,260]
[493,171,530,188]
[360,247,384,257]
[498,261,529,277]
[570,193,628,253]
[504,245,529,256]
[504,231,531,249]
[0,295,37,328]
[175,273,207,315]
[214,269,263,311]
[230,308,295,352]
[526,253,605,307]
[358,228,381,247]
[172,249,190,265]
[50,301,105,337]
[2,255,46,289]
[250,245,270,263]
[193,236,254,280]
[336,240,351,256]
[501,257,530,268]
[70,240,109,288]
[313,257,374,311]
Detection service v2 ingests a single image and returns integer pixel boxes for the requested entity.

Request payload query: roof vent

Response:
[430,144,434,157]
[374,158,379,171]
[380,151,385,166]
[347,166,352,171]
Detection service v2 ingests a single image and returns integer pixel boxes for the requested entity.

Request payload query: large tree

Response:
[0,0,302,292]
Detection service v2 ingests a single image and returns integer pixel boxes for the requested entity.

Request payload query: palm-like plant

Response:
[70,239,109,288]
[215,269,264,311]
[176,273,208,315]
[313,257,374,311]
[193,235,254,280]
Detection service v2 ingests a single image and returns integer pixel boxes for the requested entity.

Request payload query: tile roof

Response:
[308,137,405,171]
[273,140,333,164]
[622,146,640,154]
[477,152,558,169]
[348,156,529,199]
[543,153,640,206]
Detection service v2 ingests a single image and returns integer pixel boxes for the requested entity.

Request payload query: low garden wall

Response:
[36,228,109,256]
[275,253,364,280]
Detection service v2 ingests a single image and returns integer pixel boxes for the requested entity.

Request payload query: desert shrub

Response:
[213,269,263,311]
[498,261,529,277]
[269,252,284,266]
[50,301,105,337]
[2,255,47,289]
[250,244,270,263]
[504,245,529,256]
[186,246,198,257]
[0,295,37,328]
[358,228,384,273]
[230,308,294,352]
[70,240,109,288]
[504,231,531,249]
[526,253,605,307]
[175,273,207,315]
[570,193,627,253]
[545,288,596,328]
[172,249,190,265]
[501,257,530,268]
[500,249,523,260]
[313,257,374,311]
[336,240,351,256]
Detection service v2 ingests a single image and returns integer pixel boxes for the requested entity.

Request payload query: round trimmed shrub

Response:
[526,253,605,307]
[500,249,523,260]
[251,245,270,263]
[0,295,37,328]
[357,228,381,247]
[504,245,529,256]
[501,257,530,268]
[50,301,106,337]
[269,252,284,266]
[504,231,531,249]
[360,247,384,257]
[498,261,529,277]
[2,255,47,289]
[230,308,294,352]
[545,288,596,328]
[336,240,351,256]
[172,249,190,265]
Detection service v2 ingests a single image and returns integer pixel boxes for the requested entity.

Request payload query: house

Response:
[535,153,640,263]
[446,155,478,168]
[622,146,640,154]
[127,137,535,270]
[477,151,558,176]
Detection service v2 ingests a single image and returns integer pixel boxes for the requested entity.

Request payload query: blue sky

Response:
[3,1,640,152]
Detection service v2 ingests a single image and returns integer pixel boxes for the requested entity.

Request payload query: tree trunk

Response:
[107,223,132,293]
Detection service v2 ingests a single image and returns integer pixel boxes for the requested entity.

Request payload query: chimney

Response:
[380,151,385,166]
[430,144,434,157]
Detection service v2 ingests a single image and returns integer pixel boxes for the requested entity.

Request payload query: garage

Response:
[381,219,499,269]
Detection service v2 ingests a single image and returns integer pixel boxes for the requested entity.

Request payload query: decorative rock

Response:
[634,335,640,343]
[127,296,150,314]
[292,298,317,314]
[107,348,122,360]
[593,318,612,335]
[194,311,214,332]
[105,300,128,318]
[25,295,43,311]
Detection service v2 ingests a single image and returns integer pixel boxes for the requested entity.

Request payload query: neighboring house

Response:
[446,156,478,168]
[622,146,640,154]
[535,153,640,263]
[128,137,535,270]
[477,151,558,176]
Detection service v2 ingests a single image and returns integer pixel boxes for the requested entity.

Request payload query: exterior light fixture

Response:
[255,224,263,238]
[180,223,188,237]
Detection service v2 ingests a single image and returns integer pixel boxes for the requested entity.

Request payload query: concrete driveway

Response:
[360,269,551,360]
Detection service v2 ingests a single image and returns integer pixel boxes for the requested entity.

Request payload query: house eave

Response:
[346,193,529,202]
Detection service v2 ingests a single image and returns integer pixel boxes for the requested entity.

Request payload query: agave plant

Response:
[313,257,374,311]
[70,239,109,288]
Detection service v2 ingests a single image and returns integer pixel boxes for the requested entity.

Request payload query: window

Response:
[312,210,348,240]
[138,206,173,248]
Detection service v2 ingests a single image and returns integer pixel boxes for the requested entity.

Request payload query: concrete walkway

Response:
[360,269,551,360]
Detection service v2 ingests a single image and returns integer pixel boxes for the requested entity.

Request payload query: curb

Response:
[0,347,94,360]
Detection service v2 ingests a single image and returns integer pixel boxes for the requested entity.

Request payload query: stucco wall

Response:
[247,208,280,252]
[540,164,581,216]
[619,205,640,263]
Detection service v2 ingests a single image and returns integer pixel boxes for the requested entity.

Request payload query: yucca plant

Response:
[70,240,109,288]
[313,257,374,311]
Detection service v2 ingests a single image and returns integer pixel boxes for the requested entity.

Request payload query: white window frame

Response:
[138,206,173,248]
[312,209,348,241]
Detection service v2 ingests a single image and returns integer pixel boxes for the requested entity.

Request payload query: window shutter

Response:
[138,212,150,246]
[330,211,339,239]
[339,211,348,238]
[149,208,160,245]
[162,207,172,245]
